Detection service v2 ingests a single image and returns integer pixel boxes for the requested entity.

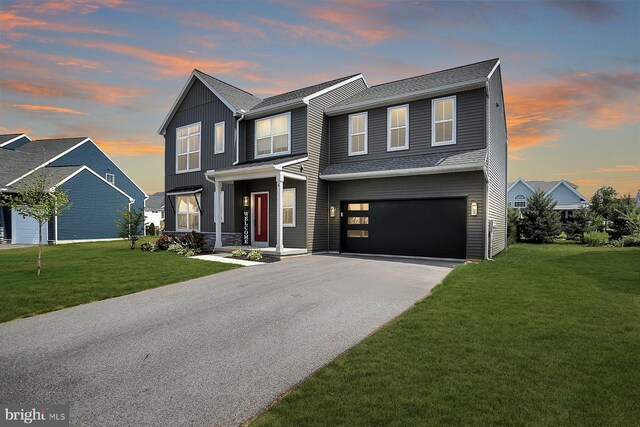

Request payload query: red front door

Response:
[253,193,268,244]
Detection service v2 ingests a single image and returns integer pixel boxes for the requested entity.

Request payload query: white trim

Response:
[254,112,292,159]
[325,78,487,116]
[275,156,308,169]
[105,173,115,185]
[214,121,225,154]
[205,156,308,181]
[283,188,296,227]
[175,193,201,232]
[387,104,409,152]
[302,74,365,104]
[281,171,306,181]
[86,139,147,197]
[165,188,203,196]
[47,165,135,202]
[431,95,457,147]
[545,179,588,201]
[321,162,485,181]
[487,60,501,80]
[513,194,527,209]
[348,112,368,156]
[0,133,31,148]
[214,190,225,223]
[251,191,269,247]
[176,122,202,173]
[158,70,239,134]
[507,178,536,194]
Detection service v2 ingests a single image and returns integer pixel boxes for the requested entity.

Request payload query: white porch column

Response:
[275,172,284,253]
[214,180,222,249]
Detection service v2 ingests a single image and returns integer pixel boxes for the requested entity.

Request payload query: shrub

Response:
[620,232,640,247]
[609,197,639,239]
[566,207,604,243]
[155,234,173,251]
[507,207,520,245]
[178,231,206,252]
[140,242,154,251]
[519,189,562,243]
[231,249,247,257]
[246,249,263,261]
[167,239,201,257]
[583,231,609,246]
[146,223,156,236]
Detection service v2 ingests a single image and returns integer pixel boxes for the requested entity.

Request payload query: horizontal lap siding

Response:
[165,79,237,233]
[308,78,368,252]
[243,107,307,161]
[329,88,485,164]
[328,171,485,259]
[57,169,130,240]
[486,67,507,256]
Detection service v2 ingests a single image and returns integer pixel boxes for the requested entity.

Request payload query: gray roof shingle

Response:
[194,70,262,112]
[146,192,165,210]
[249,74,362,111]
[326,59,499,114]
[14,166,84,188]
[321,148,486,177]
[508,180,579,193]
[0,134,25,144]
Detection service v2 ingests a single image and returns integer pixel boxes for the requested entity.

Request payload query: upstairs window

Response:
[105,173,115,185]
[387,105,409,151]
[283,188,296,227]
[348,112,368,156]
[432,96,456,146]
[214,122,225,154]
[255,112,291,158]
[176,123,201,173]
[514,194,527,208]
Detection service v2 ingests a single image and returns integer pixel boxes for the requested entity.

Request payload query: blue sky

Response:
[1,0,638,196]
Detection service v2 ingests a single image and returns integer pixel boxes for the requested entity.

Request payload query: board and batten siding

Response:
[57,169,131,240]
[328,171,485,259]
[486,66,508,256]
[164,78,237,233]
[52,141,145,211]
[329,88,486,164]
[306,77,368,252]
[242,106,307,162]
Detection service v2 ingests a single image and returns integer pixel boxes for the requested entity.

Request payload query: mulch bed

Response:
[230,255,280,263]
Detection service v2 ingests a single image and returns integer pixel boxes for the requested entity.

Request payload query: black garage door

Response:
[340,198,467,259]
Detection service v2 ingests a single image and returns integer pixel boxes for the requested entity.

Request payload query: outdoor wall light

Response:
[330,205,336,218]
[242,196,250,208]
[470,201,478,216]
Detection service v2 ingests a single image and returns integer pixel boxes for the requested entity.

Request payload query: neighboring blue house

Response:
[508,178,589,222]
[0,134,146,244]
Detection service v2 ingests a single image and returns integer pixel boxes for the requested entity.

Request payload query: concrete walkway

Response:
[0,254,458,426]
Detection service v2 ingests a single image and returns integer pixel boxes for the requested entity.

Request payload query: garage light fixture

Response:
[470,201,478,216]
[330,205,336,218]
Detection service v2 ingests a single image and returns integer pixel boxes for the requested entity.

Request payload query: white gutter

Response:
[233,110,246,166]
[320,162,485,181]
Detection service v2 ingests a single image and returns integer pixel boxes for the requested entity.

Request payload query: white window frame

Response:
[348,112,368,156]
[513,194,527,209]
[176,122,201,173]
[282,188,296,227]
[254,112,291,159]
[387,104,409,151]
[431,95,456,146]
[214,190,225,223]
[175,194,201,232]
[214,121,225,154]
[105,173,115,185]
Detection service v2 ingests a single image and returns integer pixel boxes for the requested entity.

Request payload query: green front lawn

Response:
[0,238,239,323]
[254,243,640,426]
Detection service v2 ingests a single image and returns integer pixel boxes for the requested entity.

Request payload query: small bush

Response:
[155,234,173,251]
[140,242,154,251]
[583,231,609,247]
[620,232,640,247]
[246,249,263,261]
[231,249,247,257]
[146,223,156,236]
[178,231,206,252]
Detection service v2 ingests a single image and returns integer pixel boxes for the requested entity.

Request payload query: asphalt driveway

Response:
[0,254,457,426]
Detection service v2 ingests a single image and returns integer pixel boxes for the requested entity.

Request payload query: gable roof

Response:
[146,192,165,210]
[325,59,499,116]
[194,70,262,112]
[0,133,30,146]
[507,178,587,203]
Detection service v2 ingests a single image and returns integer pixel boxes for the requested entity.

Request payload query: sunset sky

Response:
[1,0,638,198]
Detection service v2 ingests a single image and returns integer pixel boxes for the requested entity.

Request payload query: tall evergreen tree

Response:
[590,186,618,223]
[520,189,561,243]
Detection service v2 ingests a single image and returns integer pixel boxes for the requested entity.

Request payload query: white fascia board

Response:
[166,188,202,196]
[57,165,135,202]
[243,99,306,119]
[274,156,308,169]
[487,60,501,80]
[6,138,91,187]
[325,79,487,116]
[206,156,307,178]
[507,178,536,193]
[0,133,31,147]
[49,165,87,189]
[87,139,148,198]
[281,171,306,181]
[302,74,365,103]
[320,162,485,181]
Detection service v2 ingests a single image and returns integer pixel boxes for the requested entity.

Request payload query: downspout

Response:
[233,110,246,166]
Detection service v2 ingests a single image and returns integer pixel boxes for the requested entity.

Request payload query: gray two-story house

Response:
[159,58,507,260]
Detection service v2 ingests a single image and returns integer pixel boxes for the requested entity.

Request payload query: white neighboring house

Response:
[508,178,590,222]
[145,192,165,231]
